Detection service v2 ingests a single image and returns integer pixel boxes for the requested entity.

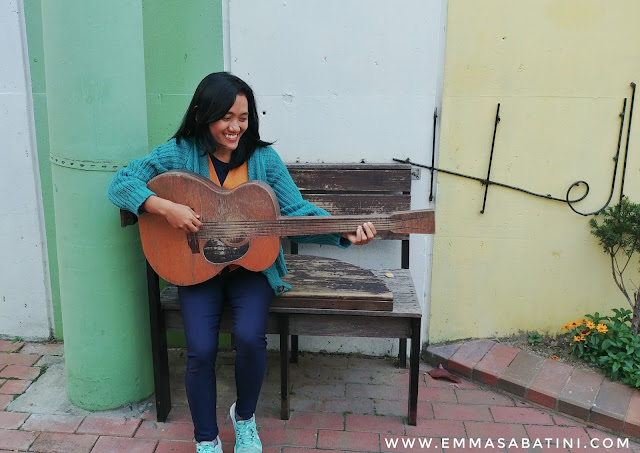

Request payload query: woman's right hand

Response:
[143,196,202,232]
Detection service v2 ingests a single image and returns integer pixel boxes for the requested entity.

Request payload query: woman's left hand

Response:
[342,222,377,245]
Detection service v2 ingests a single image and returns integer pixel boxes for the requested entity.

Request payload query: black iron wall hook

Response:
[395,83,635,217]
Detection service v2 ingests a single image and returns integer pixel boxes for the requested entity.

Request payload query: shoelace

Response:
[236,419,259,447]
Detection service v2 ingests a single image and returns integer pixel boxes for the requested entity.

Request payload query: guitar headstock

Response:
[389,210,435,234]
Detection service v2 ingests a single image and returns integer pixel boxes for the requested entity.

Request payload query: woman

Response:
[108,72,376,453]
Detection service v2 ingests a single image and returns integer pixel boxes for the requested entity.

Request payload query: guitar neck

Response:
[198,210,432,238]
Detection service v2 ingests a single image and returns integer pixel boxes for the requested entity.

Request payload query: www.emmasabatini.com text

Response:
[382,436,629,450]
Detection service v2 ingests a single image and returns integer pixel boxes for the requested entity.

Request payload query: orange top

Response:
[208,156,249,272]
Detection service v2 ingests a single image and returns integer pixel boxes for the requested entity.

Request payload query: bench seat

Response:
[157,255,422,424]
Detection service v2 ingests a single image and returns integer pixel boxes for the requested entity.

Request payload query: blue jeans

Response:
[178,268,273,442]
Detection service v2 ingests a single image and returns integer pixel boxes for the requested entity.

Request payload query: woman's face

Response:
[209,94,249,156]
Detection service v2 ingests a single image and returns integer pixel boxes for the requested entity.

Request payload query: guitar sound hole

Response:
[202,238,250,264]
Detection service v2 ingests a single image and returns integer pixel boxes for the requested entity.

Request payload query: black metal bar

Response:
[290,242,298,255]
[394,157,585,203]
[279,315,290,420]
[619,82,636,202]
[429,108,438,202]
[398,339,407,368]
[401,240,409,269]
[481,104,501,214]
[146,260,171,422]
[408,318,421,426]
[566,97,627,216]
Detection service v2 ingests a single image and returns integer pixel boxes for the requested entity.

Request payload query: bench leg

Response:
[408,318,420,426]
[290,335,298,363]
[146,261,171,422]
[398,339,407,368]
[279,315,290,420]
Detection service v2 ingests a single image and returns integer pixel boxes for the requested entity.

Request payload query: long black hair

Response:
[173,72,272,169]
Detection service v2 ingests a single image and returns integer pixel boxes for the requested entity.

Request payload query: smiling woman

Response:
[107,71,377,453]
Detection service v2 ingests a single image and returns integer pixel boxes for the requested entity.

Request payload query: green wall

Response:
[24,0,225,346]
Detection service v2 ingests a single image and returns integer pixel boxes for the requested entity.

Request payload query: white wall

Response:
[0,0,52,339]
[227,0,446,354]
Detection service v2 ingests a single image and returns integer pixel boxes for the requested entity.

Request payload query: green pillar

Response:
[41,0,153,409]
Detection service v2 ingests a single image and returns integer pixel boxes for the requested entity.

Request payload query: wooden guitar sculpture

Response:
[138,170,435,286]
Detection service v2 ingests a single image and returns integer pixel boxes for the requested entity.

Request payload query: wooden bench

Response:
[121,163,430,426]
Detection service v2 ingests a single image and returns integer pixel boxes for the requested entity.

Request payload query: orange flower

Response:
[581,330,591,336]
[585,321,596,329]
[580,318,589,325]
[562,324,570,331]
[573,335,584,342]
[569,320,580,328]
[552,355,559,360]
[596,324,608,333]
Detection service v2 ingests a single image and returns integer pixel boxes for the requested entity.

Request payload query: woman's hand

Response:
[342,222,377,245]
[143,196,202,233]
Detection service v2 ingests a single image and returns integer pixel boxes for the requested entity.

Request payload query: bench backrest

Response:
[286,163,413,268]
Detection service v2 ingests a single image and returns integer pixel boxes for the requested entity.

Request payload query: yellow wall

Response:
[430,0,640,343]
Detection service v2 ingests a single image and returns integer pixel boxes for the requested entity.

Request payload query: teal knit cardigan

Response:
[107,138,350,294]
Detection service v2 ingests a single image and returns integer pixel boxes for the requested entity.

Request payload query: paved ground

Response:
[0,340,638,452]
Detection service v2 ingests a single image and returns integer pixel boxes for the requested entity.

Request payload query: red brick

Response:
[292,383,346,399]
[287,411,344,430]
[318,398,375,415]
[490,406,554,425]
[0,428,38,451]
[29,432,98,453]
[346,383,401,400]
[22,413,84,433]
[284,449,340,453]
[0,341,23,353]
[134,420,194,440]
[448,340,495,378]
[91,436,157,453]
[0,396,12,411]
[20,343,63,356]
[473,344,520,387]
[165,405,193,423]
[77,416,141,436]
[557,369,603,420]
[497,351,545,397]
[317,430,380,451]
[424,343,462,368]
[527,358,573,409]
[523,424,591,445]
[155,441,194,453]
[455,389,514,406]
[432,403,493,421]
[417,387,456,403]
[0,379,30,395]
[624,390,640,438]
[465,420,528,439]
[290,398,318,412]
[590,379,634,432]
[345,414,405,434]
[405,419,465,437]
[375,399,432,418]
[258,427,318,447]
[0,411,29,429]
[0,365,41,380]
[0,354,39,367]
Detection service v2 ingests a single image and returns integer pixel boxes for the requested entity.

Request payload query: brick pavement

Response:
[0,339,638,452]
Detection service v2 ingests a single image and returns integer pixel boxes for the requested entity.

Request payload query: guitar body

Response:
[138,171,281,286]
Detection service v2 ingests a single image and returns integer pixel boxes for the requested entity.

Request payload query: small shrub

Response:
[563,308,640,388]
[527,332,542,345]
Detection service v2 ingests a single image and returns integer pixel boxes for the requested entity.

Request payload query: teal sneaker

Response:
[230,403,262,453]
[196,436,223,453]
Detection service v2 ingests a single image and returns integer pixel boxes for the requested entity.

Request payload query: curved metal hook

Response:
[566,98,627,216]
